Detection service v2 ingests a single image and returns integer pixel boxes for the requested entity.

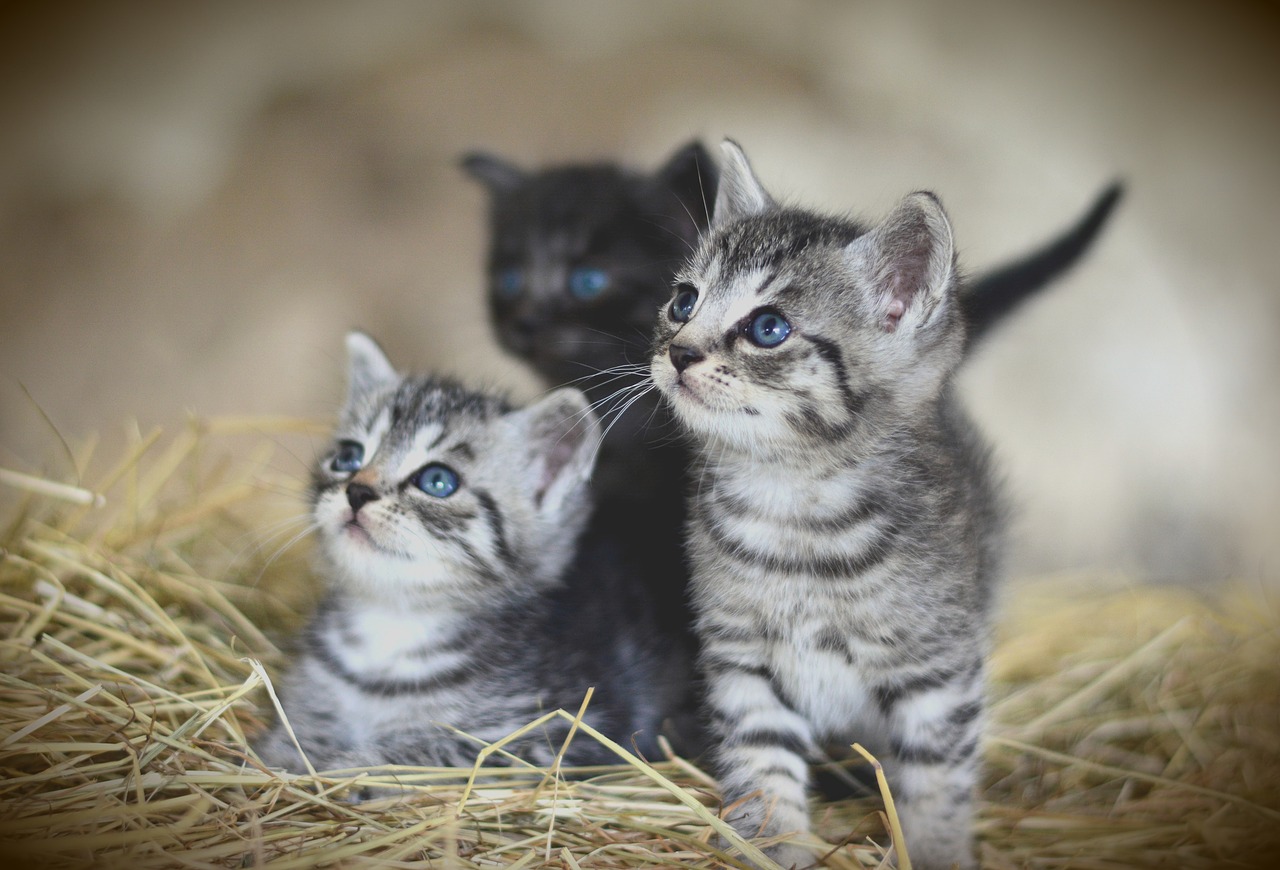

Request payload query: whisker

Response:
[594,382,658,452]
[229,512,312,565]
[565,364,650,387]
[585,380,654,423]
[248,520,321,588]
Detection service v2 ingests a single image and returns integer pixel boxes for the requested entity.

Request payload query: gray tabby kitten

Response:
[256,333,675,776]
[650,142,1001,869]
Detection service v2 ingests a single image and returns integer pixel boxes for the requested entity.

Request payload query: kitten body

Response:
[650,142,1001,869]
[256,334,676,776]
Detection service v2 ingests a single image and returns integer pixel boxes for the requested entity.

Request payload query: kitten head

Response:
[650,140,964,454]
[312,332,600,607]
[462,142,718,387]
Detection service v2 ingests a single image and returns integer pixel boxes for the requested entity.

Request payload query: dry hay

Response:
[1,420,1277,869]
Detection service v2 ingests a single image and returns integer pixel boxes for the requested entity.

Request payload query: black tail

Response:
[961,181,1124,351]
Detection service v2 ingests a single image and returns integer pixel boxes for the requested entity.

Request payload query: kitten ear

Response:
[845,192,957,333]
[713,139,774,226]
[460,151,526,193]
[344,331,398,406]
[509,388,600,515]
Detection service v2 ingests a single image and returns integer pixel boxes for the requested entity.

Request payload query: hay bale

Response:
[1,420,1276,868]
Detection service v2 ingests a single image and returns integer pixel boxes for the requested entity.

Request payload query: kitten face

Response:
[312,333,598,606]
[652,213,873,451]
[650,141,963,454]
[464,144,715,386]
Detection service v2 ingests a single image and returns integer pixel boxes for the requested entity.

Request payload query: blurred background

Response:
[1,0,1276,587]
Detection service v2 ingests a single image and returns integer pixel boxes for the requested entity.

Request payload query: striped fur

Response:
[650,142,1003,869]
[256,333,676,779]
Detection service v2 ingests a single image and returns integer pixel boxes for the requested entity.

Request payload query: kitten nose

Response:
[346,483,380,513]
[669,344,705,373]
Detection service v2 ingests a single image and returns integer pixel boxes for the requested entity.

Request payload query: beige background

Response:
[2,1,1276,585]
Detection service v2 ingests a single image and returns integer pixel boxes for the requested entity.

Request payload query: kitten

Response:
[649,141,1002,869]
[256,333,678,777]
[462,142,715,404]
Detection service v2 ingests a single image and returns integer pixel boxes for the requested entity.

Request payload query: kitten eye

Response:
[330,440,364,474]
[414,463,460,498]
[568,267,610,300]
[669,284,698,322]
[746,309,792,348]
[496,268,524,300]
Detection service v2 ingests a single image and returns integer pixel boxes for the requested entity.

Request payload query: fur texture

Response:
[650,141,1003,869]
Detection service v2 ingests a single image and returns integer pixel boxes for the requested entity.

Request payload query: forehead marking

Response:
[722,268,772,324]
[358,406,393,457]
[378,421,446,480]
[754,267,781,297]
[407,422,447,469]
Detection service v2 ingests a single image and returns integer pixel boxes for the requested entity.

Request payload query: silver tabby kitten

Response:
[650,142,1002,869]
[257,333,673,776]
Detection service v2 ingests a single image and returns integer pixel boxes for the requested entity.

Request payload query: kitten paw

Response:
[762,841,818,869]
[714,834,815,870]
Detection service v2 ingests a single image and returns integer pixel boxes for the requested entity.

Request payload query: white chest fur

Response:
[769,622,878,738]
[325,605,463,681]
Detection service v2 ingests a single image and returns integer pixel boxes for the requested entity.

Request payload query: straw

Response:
[1,418,1277,868]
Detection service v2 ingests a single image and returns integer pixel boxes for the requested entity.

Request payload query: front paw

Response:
[715,835,815,870]
[763,841,817,870]
[253,728,309,773]
[716,805,817,868]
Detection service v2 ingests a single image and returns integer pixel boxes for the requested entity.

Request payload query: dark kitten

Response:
[463,144,713,692]
[463,142,716,397]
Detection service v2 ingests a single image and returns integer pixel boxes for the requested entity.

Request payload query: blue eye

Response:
[415,463,459,498]
[669,284,698,322]
[746,309,792,348]
[331,440,364,473]
[568,267,610,300]
[496,268,523,300]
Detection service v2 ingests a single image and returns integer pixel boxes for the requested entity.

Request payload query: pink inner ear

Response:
[534,433,579,508]
[879,230,932,333]
[884,298,907,332]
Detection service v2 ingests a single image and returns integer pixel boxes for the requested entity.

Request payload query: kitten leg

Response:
[253,725,305,771]
[704,645,818,868]
[879,664,985,870]
[255,714,348,774]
